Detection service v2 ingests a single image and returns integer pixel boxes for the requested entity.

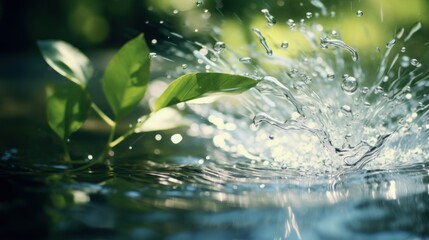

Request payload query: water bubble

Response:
[87,155,93,160]
[151,39,157,45]
[196,0,203,7]
[341,75,358,94]
[173,9,179,14]
[362,87,369,94]
[159,20,164,24]
[214,41,226,53]
[239,57,252,63]
[261,9,277,26]
[181,64,188,69]
[386,39,396,49]
[410,58,421,67]
[149,52,157,59]
[401,47,406,52]
[306,12,313,19]
[281,41,289,49]
[356,10,363,17]
[129,146,133,150]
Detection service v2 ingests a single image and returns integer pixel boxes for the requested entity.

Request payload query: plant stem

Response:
[91,102,115,127]
[67,122,117,173]
[63,141,72,163]
[109,114,150,148]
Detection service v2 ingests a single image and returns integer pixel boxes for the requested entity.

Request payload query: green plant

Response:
[38,33,258,170]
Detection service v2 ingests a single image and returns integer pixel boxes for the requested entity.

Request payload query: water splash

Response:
[149,2,429,177]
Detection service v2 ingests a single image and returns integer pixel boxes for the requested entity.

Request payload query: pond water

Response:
[1,0,429,239]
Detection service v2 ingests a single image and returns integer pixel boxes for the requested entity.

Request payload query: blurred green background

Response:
[1,0,429,53]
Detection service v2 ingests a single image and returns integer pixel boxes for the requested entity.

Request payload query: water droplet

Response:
[405,93,412,100]
[239,57,252,64]
[400,56,410,68]
[320,37,359,61]
[287,19,296,29]
[386,39,396,49]
[269,135,274,140]
[196,0,203,7]
[181,64,188,69]
[261,9,277,26]
[252,28,273,56]
[362,87,369,94]
[260,184,266,189]
[108,150,115,157]
[356,10,363,17]
[306,12,313,19]
[401,47,406,52]
[214,41,226,53]
[159,20,164,24]
[341,105,352,114]
[405,22,422,42]
[155,134,162,141]
[129,146,133,150]
[198,159,204,164]
[410,58,421,67]
[171,134,183,144]
[281,41,289,49]
[375,86,384,94]
[87,155,93,160]
[341,75,358,94]
[149,52,157,59]
[151,39,157,45]
[173,9,179,14]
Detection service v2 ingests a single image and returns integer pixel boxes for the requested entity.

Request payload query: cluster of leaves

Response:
[38,33,257,168]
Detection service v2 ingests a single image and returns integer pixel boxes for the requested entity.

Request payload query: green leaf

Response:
[102,34,151,120]
[154,72,258,111]
[38,40,93,87]
[46,81,91,140]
